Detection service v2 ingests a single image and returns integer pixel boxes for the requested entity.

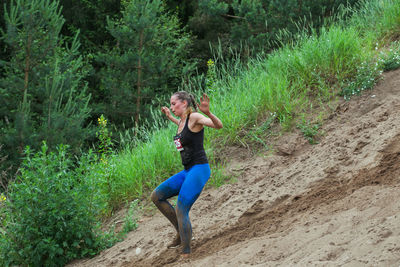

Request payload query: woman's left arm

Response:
[196,94,223,129]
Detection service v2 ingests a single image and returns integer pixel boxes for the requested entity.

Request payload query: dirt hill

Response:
[69,68,400,266]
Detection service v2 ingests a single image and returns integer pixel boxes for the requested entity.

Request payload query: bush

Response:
[0,143,107,267]
[340,59,383,100]
[380,41,400,71]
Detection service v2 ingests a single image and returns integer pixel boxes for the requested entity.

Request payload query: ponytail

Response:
[189,94,198,112]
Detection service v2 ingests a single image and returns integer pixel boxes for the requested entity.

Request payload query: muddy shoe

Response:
[167,235,181,249]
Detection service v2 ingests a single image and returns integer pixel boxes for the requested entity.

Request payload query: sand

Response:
[68,68,400,267]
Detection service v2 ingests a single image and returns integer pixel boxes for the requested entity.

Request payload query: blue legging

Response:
[151,163,211,254]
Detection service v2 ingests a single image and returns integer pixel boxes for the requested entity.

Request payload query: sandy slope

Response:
[69,68,400,267]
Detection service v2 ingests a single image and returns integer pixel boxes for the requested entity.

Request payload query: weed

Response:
[297,118,321,144]
[340,59,382,100]
[120,200,140,236]
[379,41,400,71]
[102,200,141,246]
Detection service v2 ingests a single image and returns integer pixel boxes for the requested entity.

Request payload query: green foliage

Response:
[230,0,268,50]
[380,41,400,71]
[106,124,181,202]
[96,0,194,129]
[192,0,361,62]
[97,199,140,248]
[244,113,277,150]
[0,0,92,174]
[119,200,140,238]
[100,0,400,211]
[347,0,400,41]
[1,3,400,264]
[340,60,382,100]
[198,0,228,16]
[206,59,217,93]
[96,115,113,160]
[205,158,230,188]
[0,141,142,266]
[93,114,118,212]
[297,118,321,145]
[60,0,122,52]
[0,143,107,266]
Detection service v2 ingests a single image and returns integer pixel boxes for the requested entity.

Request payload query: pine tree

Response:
[190,0,361,61]
[0,0,91,172]
[60,0,122,53]
[96,0,193,129]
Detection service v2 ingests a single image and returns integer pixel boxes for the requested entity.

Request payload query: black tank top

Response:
[173,114,208,170]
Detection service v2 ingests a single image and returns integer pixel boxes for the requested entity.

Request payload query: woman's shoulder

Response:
[189,112,207,126]
[188,112,205,132]
[189,112,205,121]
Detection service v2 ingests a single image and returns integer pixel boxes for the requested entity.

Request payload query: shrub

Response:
[340,59,383,100]
[380,41,400,71]
[0,143,107,266]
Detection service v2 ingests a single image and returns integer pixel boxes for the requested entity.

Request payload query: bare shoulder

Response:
[188,112,207,131]
[189,112,205,121]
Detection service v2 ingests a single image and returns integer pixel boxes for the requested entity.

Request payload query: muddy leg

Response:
[151,190,180,227]
[176,201,192,254]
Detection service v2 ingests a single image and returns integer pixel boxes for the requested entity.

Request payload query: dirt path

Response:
[69,68,400,267]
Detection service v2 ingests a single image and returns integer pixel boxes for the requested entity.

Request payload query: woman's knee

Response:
[151,190,160,204]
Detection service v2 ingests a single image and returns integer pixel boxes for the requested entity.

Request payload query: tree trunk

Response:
[19,34,32,154]
[24,35,31,95]
[298,0,302,14]
[135,30,144,128]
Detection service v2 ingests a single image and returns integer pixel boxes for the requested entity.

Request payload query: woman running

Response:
[151,91,223,257]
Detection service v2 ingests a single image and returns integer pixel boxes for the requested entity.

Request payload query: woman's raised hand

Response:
[161,106,171,117]
[197,93,211,115]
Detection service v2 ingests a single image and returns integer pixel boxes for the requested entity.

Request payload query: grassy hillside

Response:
[1,0,399,265]
[107,0,400,206]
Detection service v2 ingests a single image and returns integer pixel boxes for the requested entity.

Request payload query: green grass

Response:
[3,1,400,264]
[101,125,180,208]
[348,0,400,42]
[380,41,400,71]
[97,0,400,210]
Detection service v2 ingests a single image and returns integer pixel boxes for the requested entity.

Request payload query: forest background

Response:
[0,0,359,178]
[3,0,400,266]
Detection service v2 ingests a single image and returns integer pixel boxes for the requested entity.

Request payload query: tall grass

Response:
[100,0,400,209]
[3,1,399,264]
[347,0,400,41]
[96,125,179,208]
[201,25,369,143]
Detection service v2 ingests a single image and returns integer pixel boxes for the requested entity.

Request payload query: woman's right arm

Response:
[161,107,179,125]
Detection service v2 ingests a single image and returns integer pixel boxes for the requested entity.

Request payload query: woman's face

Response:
[170,95,187,117]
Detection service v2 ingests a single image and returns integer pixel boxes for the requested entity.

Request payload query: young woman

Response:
[151,91,223,257]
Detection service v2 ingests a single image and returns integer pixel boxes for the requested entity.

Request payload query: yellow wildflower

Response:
[98,115,107,127]
[207,59,214,67]
[0,194,6,202]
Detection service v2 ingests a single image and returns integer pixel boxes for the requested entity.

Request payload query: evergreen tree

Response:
[60,0,122,53]
[0,0,91,173]
[0,1,9,69]
[96,0,193,129]
[188,0,361,62]
[230,0,268,57]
